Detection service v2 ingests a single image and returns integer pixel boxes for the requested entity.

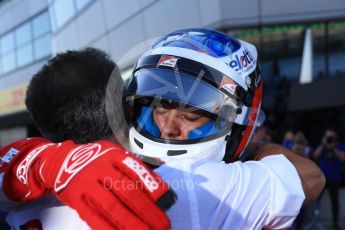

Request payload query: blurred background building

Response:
[0,0,345,146]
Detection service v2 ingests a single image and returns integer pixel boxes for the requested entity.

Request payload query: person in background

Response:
[251,125,272,143]
[314,129,345,230]
[337,142,345,188]
[283,130,295,150]
[293,131,312,159]
[291,131,311,230]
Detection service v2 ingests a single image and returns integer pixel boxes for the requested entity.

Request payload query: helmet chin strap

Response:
[223,123,245,163]
[197,139,227,162]
[129,126,228,163]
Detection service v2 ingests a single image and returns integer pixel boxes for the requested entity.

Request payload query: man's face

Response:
[324,130,338,148]
[293,143,306,156]
[152,103,210,140]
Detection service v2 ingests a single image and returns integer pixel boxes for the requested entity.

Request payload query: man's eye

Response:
[183,115,199,122]
[155,108,167,115]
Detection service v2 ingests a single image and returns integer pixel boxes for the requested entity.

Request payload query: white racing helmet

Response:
[124,28,264,163]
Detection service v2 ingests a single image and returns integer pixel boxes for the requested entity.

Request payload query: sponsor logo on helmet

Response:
[220,76,238,95]
[157,55,179,68]
[228,49,254,71]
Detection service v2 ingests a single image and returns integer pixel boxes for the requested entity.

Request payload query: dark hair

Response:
[25,48,118,143]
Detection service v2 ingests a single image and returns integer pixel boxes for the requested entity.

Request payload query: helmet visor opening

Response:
[131,98,233,144]
[126,68,239,114]
[124,68,245,143]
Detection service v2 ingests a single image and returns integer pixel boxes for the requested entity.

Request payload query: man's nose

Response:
[160,115,188,140]
[161,116,181,139]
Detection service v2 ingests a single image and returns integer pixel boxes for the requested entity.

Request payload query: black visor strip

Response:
[135,55,247,101]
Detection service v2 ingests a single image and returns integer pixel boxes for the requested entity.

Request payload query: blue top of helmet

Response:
[152,28,241,58]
